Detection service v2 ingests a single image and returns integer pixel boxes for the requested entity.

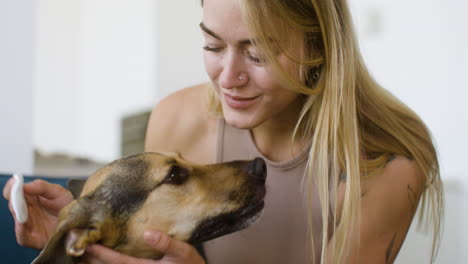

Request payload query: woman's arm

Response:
[328,156,426,264]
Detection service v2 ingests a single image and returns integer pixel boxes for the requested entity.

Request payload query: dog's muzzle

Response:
[248,157,267,184]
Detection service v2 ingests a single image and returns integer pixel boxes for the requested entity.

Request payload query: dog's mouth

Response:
[187,196,265,244]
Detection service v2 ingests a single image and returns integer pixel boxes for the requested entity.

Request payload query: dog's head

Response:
[32,152,266,263]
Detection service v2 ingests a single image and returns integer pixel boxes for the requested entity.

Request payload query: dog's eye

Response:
[164,166,189,185]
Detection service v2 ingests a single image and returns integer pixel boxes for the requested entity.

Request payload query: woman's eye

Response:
[246,50,265,64]
[202,45,223,52]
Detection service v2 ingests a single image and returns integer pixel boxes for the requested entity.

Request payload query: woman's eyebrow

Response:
[238,40,253,45]
[199,22,221,40]
[199,22,254,45]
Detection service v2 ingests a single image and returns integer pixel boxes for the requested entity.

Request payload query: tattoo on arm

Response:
[386,233,397,264]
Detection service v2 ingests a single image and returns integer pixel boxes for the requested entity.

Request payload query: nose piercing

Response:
[237,75,243,81]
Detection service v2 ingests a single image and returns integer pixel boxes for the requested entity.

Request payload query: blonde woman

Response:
[3,0,443,263]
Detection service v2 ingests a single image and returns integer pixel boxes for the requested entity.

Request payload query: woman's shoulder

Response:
[374,155,424,189]
[144,83,219,163]
[359,155,426,225]
[362,155,426,197]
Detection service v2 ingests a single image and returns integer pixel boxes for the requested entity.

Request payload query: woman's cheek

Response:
[203,54,220,81]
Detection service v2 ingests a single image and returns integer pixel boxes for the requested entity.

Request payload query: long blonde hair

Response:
[203,0,443,263]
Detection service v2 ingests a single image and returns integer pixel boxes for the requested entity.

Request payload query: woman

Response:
[3,0,443,263]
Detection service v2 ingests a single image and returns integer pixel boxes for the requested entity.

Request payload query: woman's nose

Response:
[218,52,248,89]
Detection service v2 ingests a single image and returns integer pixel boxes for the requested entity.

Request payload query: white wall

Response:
[34,0,207,162]
[33,0,81,160]
[34,0,158,162]
[156,0,206,99]
[0,0,34,174]
[76,0,157,161]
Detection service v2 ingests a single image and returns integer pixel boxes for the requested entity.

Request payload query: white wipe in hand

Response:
[11,173,28,223]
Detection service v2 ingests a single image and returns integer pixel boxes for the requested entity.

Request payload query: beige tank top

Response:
[203,119,323,264]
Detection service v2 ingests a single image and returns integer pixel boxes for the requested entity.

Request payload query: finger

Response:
[85,244,154,264]
[38,195,67,210]
[9,201,28,245]
[7,200,27,227]
[3,177,15,200]
[23,180,67,199]
[144,231,190,259]
[13,215,41,248]
[7,200,18,222]
[8,200,21,220]
[78,253,102,264]
[84,245,121,264]
[14,219,27,245]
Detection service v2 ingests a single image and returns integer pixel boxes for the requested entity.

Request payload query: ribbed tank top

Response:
[203,119,323,264]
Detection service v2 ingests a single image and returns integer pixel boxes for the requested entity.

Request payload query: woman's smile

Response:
[223,93,261,110]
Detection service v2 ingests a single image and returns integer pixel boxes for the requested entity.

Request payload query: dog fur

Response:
[32,152,266,264]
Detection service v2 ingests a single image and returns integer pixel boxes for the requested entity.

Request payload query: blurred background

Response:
[1,0,467,262]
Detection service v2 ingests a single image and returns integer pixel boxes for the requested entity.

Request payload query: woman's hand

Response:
[2,178,74,249]
[78,230,206,264]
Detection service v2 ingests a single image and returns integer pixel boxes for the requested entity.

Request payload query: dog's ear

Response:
[31,221,77,264]
[67,178,87,199]
[32,200,104,264]
[31,226,98,264]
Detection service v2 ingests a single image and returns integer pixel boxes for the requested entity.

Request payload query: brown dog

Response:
[32,152,267,264]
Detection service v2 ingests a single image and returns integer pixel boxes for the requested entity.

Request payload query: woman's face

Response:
[202,0,302,129]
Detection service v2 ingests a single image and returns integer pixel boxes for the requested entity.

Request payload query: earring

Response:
[312,67,320,80]
[304,66,321,88]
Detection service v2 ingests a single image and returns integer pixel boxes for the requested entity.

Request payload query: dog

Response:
[31,152,267,264]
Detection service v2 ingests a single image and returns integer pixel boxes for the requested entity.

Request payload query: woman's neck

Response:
[251,97,308,162]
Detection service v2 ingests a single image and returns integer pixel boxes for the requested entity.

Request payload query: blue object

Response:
[0,174,73,264]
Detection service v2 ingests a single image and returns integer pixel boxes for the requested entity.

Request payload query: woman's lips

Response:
[223,93,260,110]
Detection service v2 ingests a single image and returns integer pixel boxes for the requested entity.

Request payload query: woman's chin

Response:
[222,109,261,130]
[224,116,255,129]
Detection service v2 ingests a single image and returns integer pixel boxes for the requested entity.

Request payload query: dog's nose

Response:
[248,158,267,183]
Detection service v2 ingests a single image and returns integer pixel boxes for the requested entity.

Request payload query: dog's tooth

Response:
[11,173,28,223]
